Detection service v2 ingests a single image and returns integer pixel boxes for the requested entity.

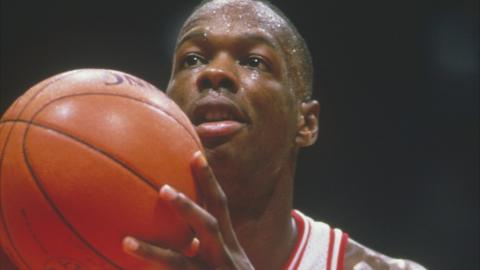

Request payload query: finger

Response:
[159,185,232,265]
[122,236,198,269]
[183,237,200,258]
[190,151,237,246]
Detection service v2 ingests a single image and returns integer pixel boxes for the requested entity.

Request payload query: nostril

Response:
[219,79,235,91]
[197,67,238,93]
[198,77,213,91]
[198,77,237,93]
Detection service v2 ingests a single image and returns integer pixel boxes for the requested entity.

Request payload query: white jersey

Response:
[283,210,349,270]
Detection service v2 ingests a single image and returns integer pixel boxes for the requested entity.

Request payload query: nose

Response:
[196,54,239,93]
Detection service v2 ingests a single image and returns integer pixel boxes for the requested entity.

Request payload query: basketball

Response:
[0,69,203,269]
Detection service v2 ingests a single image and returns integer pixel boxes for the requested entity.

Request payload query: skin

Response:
[121,1,427,270]
[123,1,314,269]
[0,1,427,269]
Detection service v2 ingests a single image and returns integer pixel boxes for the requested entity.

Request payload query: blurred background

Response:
[1,0,478,269]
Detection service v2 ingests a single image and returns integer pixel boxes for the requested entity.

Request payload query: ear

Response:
[295,100,320,147]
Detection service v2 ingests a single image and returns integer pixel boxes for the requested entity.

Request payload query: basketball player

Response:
[0,0,427,269]
[120,0,427,269]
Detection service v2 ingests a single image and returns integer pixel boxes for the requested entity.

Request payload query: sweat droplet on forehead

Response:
[185,0,287,35]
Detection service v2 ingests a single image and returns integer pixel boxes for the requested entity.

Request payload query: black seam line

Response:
[15,70,82,122]
[0,71,78,270]
[3,91,203,205]
[0,123,33,270]
[19,117,159,190]
[20,89,201,270]
[22,121,125,270]
[51,92,203,203]
[1,90,201,150]
[40,92,201,150]
[0,123,5,143]
[36,92,193,188]
[0,87,200,268]
[0,91,202,192]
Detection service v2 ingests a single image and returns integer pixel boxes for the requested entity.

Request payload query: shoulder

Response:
[293,210,427,270]
[344,238,427,270]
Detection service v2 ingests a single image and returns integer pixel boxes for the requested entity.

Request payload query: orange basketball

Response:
[0,69,203,270]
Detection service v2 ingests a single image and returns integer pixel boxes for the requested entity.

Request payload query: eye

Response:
[182,54,207,68]
[241,56,270,72]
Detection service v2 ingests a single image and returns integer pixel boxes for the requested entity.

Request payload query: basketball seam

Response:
[1,91,202,151]
[24,92,201,189]
[33,92,201,149]
[2,109,195,269]
[24,91,203,204]
[0,70,80,270]
[31,92,204,202]
[0,71,201,269]
[21,120,125,270]
[0,92,202,190]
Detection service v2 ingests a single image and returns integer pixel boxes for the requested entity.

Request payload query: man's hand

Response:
[122,151,254,270]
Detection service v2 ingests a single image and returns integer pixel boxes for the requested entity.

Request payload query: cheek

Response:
[245,80,297,131]
[241,68,295,107]
[167,72,199,108]
[246,79,293,113]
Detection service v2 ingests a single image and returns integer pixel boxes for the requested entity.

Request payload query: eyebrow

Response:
[176,29,279,50]
[177,31,208,47]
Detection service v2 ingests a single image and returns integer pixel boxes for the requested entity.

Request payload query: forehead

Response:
[180,0,288,42]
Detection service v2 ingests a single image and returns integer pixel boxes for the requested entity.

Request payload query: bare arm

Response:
[344,238,427,270]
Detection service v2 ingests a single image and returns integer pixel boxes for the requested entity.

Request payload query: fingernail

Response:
[123,236,139,252]
[194,151,208,167]
[184,237,200,258]
[159,184,177,201]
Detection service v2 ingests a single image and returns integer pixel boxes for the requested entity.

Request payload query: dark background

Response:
[1,0,478,269]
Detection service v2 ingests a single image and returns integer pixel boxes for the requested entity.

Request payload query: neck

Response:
[225,157,298,270]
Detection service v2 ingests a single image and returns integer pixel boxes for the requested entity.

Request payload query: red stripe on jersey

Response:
[326,228,335,270]
[283,211,306,269]
[292,219,311,270]
[336,233,349,270]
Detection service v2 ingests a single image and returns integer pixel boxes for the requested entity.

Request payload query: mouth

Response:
[190,97,248,146]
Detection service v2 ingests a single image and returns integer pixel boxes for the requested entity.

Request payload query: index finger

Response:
[190,151,238,247]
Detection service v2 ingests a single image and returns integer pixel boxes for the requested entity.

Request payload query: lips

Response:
[189,96,248,146]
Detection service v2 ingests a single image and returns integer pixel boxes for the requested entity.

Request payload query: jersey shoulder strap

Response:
[283,210,349,270]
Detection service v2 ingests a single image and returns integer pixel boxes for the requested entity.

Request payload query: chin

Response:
[205,146,232,168]
[205,147,240,177]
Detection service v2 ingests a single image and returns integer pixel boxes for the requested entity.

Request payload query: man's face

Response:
[166,1,301,186]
